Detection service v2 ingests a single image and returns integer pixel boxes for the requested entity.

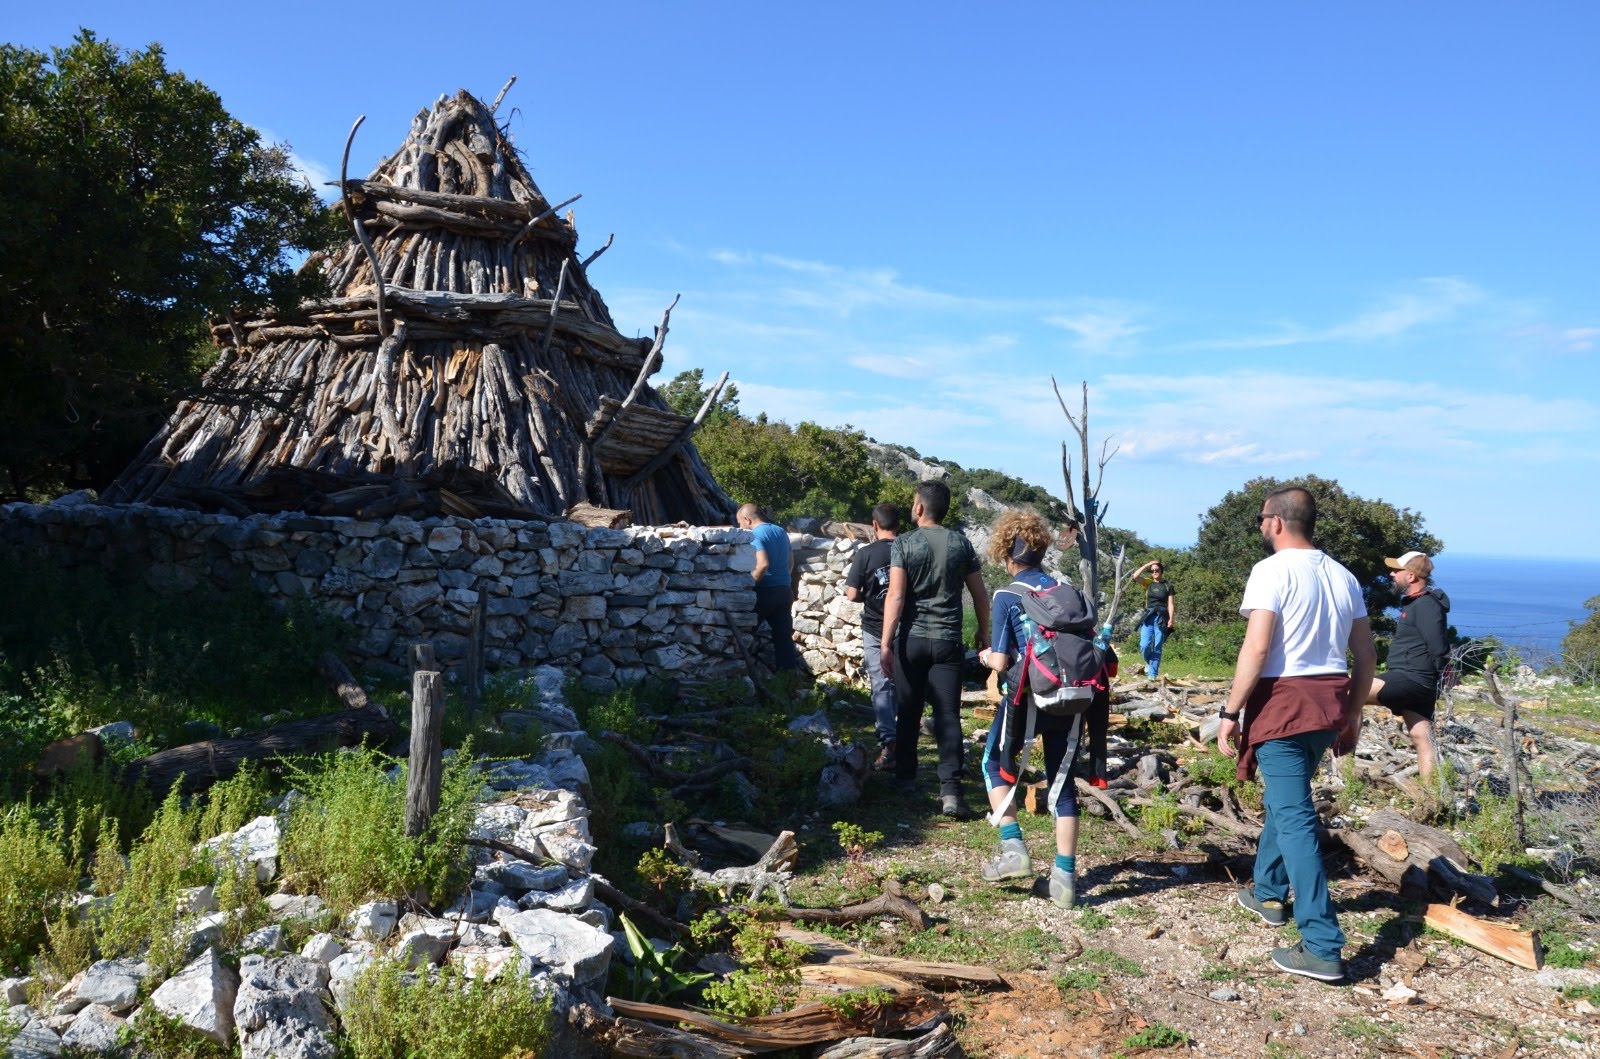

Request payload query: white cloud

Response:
[1045,311,1146,355]
[1187,277,1484,350]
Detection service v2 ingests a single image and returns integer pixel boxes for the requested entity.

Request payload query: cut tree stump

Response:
[1423,903,1543,970]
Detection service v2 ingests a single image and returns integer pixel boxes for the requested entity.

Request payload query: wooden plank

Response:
[1423,903,1542,970]
[778,927,1007,989]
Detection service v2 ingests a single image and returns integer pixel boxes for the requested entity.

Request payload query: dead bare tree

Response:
[1051,378,1129,622]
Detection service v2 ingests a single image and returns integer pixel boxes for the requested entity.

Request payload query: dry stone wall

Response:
[0,500,877,687]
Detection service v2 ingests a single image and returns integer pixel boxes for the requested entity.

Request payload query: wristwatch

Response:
[1218,707,1240,722]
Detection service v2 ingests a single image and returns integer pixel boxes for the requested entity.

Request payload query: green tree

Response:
[1191,474,1442,621]
[1562,595,1600,682]
[0,32,339,498]
[659,368,740,422]
[695,414,896,523]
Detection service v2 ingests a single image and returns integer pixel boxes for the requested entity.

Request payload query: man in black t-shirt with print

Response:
[846,502,901,771]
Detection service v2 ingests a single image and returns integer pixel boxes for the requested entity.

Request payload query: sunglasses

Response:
[1257,512,1280,524]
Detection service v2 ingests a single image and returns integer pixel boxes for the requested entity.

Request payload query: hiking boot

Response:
[1234,887,1288,927]
[873,742,897,772]
[1048,866,1076,909]
[980,839,1032,883]
[940,795,971,820]
[1271,941,1346,982]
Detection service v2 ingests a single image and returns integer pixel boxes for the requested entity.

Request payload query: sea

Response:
[1425,554,1600,667]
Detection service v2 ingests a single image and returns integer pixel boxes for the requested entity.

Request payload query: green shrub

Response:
[0,559,345,789]
[42,760,156,866]
[699,911,811,1018]
[280,747,482,913]
[0,807,78,973]
[1462,785,1523,874]
[97,785,211,977]
[338,958,552,1059]
[1124,1022,1191,1048]
[196,762,274,842]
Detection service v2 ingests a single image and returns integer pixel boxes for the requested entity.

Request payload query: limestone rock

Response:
[299,934,343,965]
[75,959,148,1014]
[60,1004,125,1052]
[503,909,612,985]
[150,947,240,1046]
[345,900,399,942]
[233,955,335,1059]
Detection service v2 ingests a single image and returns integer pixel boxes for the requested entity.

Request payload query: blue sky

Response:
[12,3,1599,557]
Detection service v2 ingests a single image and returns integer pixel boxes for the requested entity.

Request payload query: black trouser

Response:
[893,635,965,796]
[1087,686,1110,779]
[754,584,802,672]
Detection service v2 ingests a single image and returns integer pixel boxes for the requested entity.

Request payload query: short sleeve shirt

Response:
[845,539,894,637]
[890,525,981,643]
[1239,549,1364,678]
[749,522,791,587]
[990,568,1057,659]
[1145,580,1174,613]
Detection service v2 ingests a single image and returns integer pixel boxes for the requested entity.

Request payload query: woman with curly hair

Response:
[977,510,1095,909]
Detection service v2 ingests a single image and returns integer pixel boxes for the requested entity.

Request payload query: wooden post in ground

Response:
[406,647,445,838]
[465,586,487,717]
[1485,670,1527,848]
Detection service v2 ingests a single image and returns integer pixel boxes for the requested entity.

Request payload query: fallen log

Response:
[607,992,946,1053]
[1423,902,1543,970]
[126,706,397,795]
[778,927,1008,991]
[315,651,373,711]
[1331,809,1498,907]
[767,892,931,932]
[816,1024,961,1059]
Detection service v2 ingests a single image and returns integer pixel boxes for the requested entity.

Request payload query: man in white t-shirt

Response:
[1217,486,1376,983]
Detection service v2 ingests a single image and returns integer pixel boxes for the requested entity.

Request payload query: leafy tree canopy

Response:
[1562,595,1600,682]
[0,31,340,498]
[1192,474,1443,621]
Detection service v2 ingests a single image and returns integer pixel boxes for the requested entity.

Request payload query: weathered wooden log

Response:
[815,1024,961,1059]
[606,992,947,1053]
[1423,903,1542,970]
[126,708,397,795]
[778,927,1008,990]
[666,826,797,902]
[1330,809,1498,906]
[315,651,372,711]
[765,891,931,932]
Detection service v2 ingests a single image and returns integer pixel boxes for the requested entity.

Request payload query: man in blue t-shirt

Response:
[737,503,802,672]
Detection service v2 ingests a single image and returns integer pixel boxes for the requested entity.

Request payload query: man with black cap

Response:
[1364,550,1450,782]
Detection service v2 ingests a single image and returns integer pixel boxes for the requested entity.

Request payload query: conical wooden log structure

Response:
[106,89,734,526]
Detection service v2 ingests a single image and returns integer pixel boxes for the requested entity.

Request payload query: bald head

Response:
[736,503,764,528]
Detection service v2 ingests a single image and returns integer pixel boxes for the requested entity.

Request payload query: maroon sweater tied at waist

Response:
[1237,673,1351,782]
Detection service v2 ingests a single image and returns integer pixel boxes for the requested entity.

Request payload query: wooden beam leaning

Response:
[619,370,729,493]
[340,116,389,337]
[589,294,679,450]
[515,193,583,244]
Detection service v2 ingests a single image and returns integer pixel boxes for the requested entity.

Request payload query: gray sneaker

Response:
[1234,887,1288,927]
[980,839,1032,883]
[1271,941,1346,982]
[1048,866,1076,909]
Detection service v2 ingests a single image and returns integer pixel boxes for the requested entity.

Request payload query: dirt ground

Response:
[921,854,1600,1057]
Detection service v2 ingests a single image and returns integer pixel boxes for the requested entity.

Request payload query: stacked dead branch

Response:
[106,88,733,527]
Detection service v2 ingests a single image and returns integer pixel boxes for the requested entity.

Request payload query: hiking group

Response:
[742,482,1450,984]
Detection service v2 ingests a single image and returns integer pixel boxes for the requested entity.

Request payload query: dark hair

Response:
[914,480,951,522]
[1266,486,1316,536]
[872,502,901,532]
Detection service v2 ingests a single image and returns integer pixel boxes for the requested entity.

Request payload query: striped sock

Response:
[1055,854,1076,873]
[999,822,1023,843]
